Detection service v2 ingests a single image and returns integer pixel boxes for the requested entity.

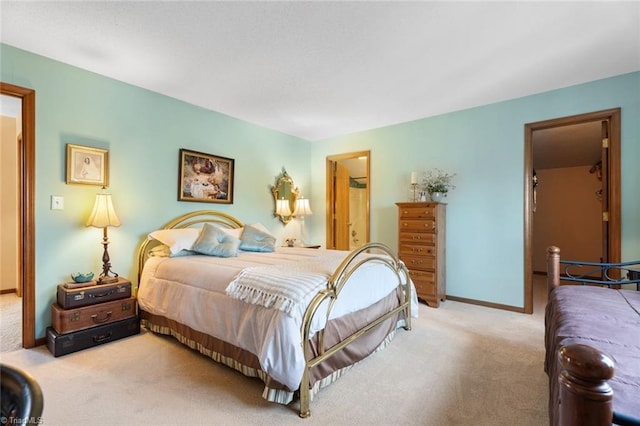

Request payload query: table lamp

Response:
[293,198,312,245]
[86,187,121,284]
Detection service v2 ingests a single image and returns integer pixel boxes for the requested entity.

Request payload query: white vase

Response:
[430,192,444,203]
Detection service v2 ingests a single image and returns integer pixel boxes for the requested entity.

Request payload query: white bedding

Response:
[226,249,362,318]
[137,247,418,390]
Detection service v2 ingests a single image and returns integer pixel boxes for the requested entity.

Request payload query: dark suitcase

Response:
[46,317,140,357]
[51,297,137,334]
[56,277,131,309]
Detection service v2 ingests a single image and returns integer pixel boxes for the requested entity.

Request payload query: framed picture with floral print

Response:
[178,148,234,204]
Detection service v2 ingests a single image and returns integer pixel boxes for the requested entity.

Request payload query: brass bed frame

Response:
[137,210,413,418]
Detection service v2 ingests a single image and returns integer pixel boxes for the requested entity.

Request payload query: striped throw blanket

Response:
[225,251,346,319]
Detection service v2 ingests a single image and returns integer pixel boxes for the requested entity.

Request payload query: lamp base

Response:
[97,274,119,284]
[98,231,119,284]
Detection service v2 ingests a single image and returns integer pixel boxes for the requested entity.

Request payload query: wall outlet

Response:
[51,195,64,210]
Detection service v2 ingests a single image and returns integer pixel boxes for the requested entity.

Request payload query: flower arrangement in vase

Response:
[422,168,456,202]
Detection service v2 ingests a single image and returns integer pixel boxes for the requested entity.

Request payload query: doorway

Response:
[325,151,370,250]
[0,82,36,348]
[524,108,621,314]
[1,94,22,351]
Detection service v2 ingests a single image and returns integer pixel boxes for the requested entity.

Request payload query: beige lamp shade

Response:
[86,192,121,228]
[293,198,312,216]
[276,198,293,217]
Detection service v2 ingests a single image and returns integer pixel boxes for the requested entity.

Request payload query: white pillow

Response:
[148,228,200,255]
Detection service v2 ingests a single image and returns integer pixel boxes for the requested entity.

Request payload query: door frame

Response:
[523,108,621,314]
[325,150,370,250]
[1,82,36,348]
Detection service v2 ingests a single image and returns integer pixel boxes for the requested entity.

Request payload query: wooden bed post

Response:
[558,344,614,426]
[547,246,561,295]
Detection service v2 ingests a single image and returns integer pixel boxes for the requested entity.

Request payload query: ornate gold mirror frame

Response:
[271,169,299,224]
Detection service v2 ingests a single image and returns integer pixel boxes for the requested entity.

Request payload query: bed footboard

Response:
[298,242,412,418]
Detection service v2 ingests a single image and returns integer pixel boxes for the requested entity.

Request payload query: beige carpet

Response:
[0,292,22,352]
[0,278,549,425]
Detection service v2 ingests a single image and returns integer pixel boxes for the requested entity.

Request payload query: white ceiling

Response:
[1,1,638,142]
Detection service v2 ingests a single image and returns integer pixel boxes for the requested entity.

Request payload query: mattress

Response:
[138,247,418,391]
[544,285,640,425]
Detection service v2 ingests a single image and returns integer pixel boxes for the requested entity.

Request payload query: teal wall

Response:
[309,71,640,308]
[1,45,311,338]
[2,43,639,338]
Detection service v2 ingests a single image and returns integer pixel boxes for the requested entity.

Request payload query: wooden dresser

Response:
[396,202,446,307]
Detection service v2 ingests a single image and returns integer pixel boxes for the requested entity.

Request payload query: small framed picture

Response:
[178,148,234,204]
[66,144,109,186]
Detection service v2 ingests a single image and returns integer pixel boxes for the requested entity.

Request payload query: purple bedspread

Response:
[545,285,640,425]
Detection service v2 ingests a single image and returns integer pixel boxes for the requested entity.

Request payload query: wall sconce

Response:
[293,198,312,245]
[86,187,121,284]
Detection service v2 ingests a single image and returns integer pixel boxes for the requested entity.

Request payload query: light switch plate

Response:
[51,195,64,210]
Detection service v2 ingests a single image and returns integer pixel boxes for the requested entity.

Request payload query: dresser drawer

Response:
[400,254,436,271]
[399,232,436,244]
[408,269,435,283]
[398,205,435,219]
[399,244,436,257]
[409,272,436,297]
[399,219,436,232]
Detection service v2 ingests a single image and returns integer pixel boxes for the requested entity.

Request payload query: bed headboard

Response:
[136,210,244,283]
[546,245,640,295]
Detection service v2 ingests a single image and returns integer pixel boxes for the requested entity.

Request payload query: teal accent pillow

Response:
[239,224,276,252]
[191,223,240,258]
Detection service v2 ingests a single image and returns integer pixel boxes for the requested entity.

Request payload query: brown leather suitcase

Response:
[56,277,131,309]
[46,317,140,357]
[51,297,137,334]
